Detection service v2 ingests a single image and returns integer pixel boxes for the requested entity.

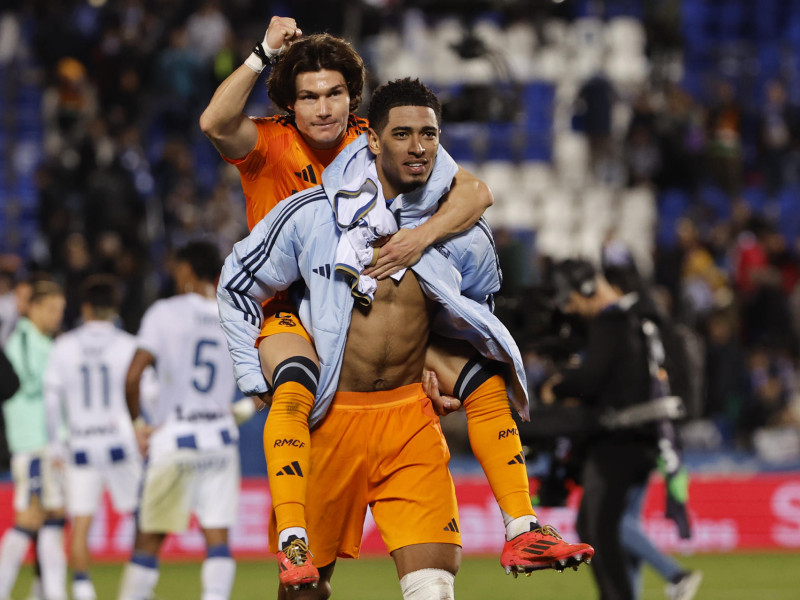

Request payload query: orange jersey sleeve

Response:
[224,113,369,230]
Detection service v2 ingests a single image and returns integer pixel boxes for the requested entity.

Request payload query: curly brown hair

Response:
[266,34,365,114]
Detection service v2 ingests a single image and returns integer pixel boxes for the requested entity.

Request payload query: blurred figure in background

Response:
[0,280,68,600]
[117,241,246,600]
[43,275,143,600]
[540,259,701,600]
[0,258,31,347]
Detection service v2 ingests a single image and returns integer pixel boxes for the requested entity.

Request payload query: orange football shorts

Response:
[256,292,311,347]
[268,383,461,565]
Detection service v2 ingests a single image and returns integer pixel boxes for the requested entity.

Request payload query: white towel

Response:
[332,160,405,304]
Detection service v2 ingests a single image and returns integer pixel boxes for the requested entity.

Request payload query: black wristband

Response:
[252,43,278,67]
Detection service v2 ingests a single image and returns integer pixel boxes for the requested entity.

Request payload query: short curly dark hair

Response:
[175,240,222,284]
[266,34,365,114]
[81,274,120,311]
[367,78,441,135]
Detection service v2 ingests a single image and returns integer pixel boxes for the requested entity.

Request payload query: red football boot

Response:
[501,524,595,576]
[277,537,319,591]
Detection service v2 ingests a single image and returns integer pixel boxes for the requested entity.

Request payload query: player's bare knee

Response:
[16,505,44,530]
[133,531,165,556]
[399,569,455,600]
[202,527,228,548]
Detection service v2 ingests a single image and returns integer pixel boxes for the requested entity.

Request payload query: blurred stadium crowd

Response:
[2,0,800,468]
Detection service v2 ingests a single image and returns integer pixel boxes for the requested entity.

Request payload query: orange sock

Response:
[463,375,536,522]
[263,381,315,533]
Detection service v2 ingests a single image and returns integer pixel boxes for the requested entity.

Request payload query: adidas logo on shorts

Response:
[443,518,459,533]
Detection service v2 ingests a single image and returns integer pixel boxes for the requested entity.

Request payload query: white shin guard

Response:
[399,569,455,600]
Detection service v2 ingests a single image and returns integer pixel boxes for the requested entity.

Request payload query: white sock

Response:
[28,575,44,600]
[201,557,236,600]
[27,575,43,600]
[505,515,538,541]
[399,568,455,600]
[0,528,32,597]
[277,527,307,549]
[38,524,67,600]
[117,561,159,600]
[72,578,97,600]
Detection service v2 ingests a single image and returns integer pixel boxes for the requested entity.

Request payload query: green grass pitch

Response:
[11,552,800,599]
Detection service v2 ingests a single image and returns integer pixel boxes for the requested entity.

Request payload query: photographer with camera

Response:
[538,259,700,600]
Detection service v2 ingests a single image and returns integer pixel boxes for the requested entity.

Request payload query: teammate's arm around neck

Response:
[364,166,493,280]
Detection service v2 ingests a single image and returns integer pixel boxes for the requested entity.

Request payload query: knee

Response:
[16,507,44,531]
[133,532,165,557]
[399,569,455,600]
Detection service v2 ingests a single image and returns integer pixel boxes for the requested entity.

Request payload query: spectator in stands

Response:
[675,218,730,327]
[625,92,661,187]
[732,219,795,348]
[153,26,203,133]
[703,309,749,443]
[758,79,798,196]
[705,80,743,196]
[60,233,94,329]
[575,72,616,179]
[655,84,704,191]
[740,345,799,446]
[41,57,97,154]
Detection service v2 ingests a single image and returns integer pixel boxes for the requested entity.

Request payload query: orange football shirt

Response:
[225,113,369,230]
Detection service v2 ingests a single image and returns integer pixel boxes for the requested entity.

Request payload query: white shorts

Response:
[11,452,65,513]
[138,446,240,533]
[66,457,142,517]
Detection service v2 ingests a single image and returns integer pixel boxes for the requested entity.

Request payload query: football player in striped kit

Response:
[117,241,248,600]
[43,275,143,600]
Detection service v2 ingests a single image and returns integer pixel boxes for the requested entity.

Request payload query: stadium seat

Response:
[579,184,615,236]
[540,184,575,232]
[657,188,690,247]
[574,226,605,264]
[519,161,555,196]
[741,185,767,214]
[503,194,539,231]
[480,161,517,205]
[536,45,569,83]
[505,22,538,81]
[619,185,657,229]
[552,131,590,183]
[605,50,648,90]
[699,183,732,222]
[604,17,646,54]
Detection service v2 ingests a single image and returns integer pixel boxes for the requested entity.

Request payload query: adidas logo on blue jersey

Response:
[313,264,331,279]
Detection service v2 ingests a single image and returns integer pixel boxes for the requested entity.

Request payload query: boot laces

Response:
[533,524,563,540]
[284,539,312,565]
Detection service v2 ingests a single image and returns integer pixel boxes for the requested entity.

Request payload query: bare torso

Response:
[338,271,435,392]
